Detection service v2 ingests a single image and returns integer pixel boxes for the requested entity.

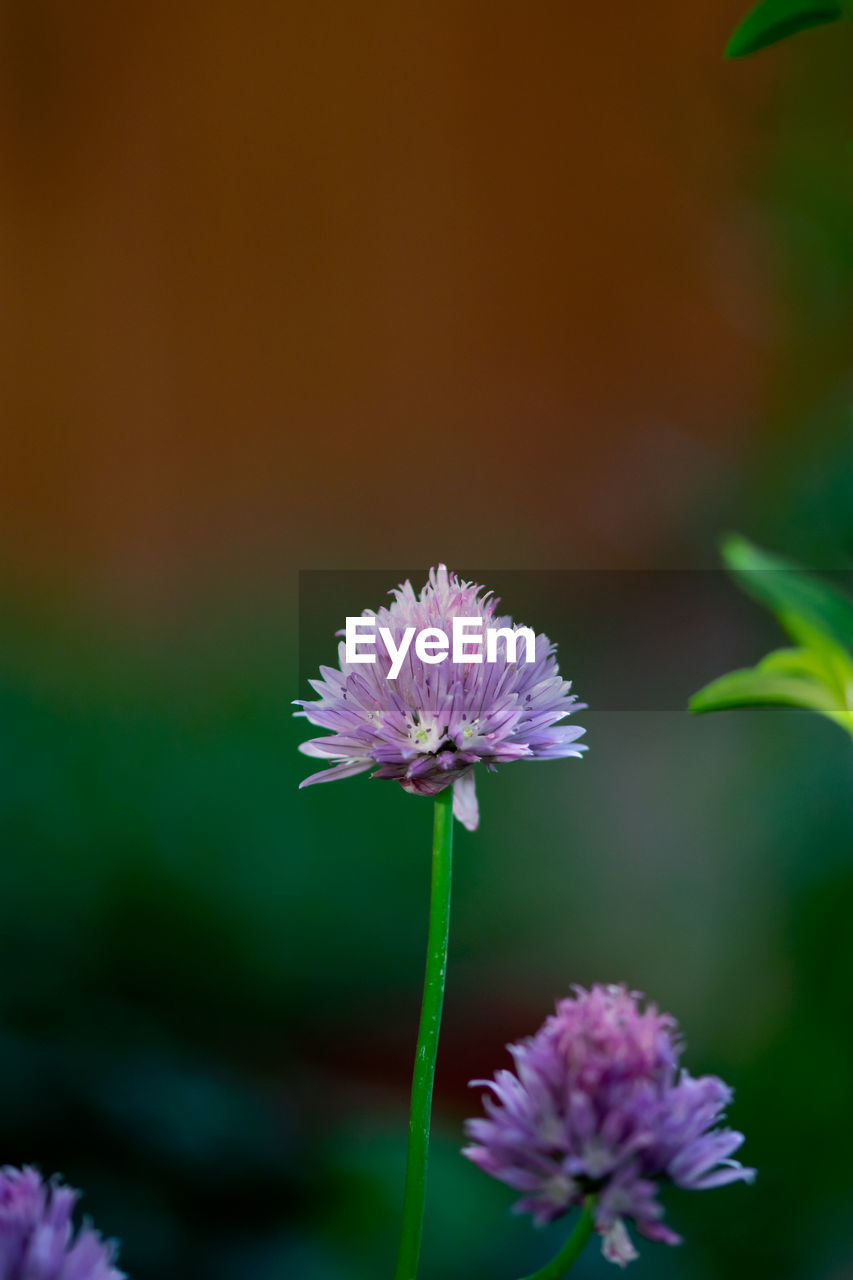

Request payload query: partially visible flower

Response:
[0,1166,124,1280]
[463,984,755,1267]
[295,565,586,830]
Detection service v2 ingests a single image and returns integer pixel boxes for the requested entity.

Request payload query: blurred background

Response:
[1,2,853,1276]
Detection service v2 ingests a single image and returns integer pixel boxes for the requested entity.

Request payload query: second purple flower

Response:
[463,984,755,1267]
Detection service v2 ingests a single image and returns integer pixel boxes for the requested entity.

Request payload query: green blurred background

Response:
[2,3,853,1277]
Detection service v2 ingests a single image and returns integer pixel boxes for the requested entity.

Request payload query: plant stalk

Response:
[517,1197,597,1280]
[393,787,454,1280]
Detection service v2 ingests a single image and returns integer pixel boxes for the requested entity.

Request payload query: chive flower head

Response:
[463,984,755,1266]
[295,565,586,830]
[0,1166,124,1280]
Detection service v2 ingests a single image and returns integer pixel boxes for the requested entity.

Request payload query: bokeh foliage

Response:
[2,578,853,1277]
[726,0,845,59]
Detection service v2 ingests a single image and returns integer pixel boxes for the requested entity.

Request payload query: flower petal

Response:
[453,771,479,831]
[601,1219,639,1267]
[298,760,373,788]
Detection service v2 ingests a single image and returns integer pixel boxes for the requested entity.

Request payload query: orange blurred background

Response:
[0,0,780,605]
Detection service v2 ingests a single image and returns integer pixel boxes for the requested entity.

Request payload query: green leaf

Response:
[689,666,849,726]
[689,537,853,738]
[755,633,853,706]
[725,0,843,58]
[756,647,826,678]
[721,534,853,653]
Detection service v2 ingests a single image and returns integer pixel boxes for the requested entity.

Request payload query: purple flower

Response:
[463,984,755,1267]
[295,566,586,830]
[0,1167,124,1280]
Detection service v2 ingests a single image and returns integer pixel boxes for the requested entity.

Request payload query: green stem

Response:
[517,1198,597,1280]
[393,788,455,1280]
